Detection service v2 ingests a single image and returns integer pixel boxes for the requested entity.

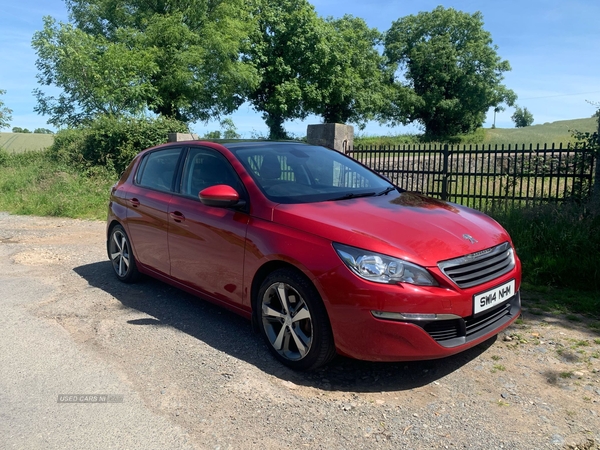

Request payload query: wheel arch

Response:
[106,219,126,257]
[250,260,337,369]
[250,260,330,333]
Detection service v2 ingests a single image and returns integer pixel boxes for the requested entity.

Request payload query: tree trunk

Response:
[266,114,287,140]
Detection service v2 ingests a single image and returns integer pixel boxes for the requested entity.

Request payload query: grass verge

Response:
[489,201,600,292]
[490,202,600,318]
[0,148,116,220]
[521,283,599,318]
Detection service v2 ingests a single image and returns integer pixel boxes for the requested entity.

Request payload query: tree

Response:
[220,118,241,139]
[383,6,516,139]
[511,106,534,127]
[33,17,157,127]
[202,118,240,139]
[33,0,258,127]
[0,89,12,130]
[34,128,54,134]
[12,127,32,133]
[311,16,391,128]
[244,2,390,137]
[243,0,328,139]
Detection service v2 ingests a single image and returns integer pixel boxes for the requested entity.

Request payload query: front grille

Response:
[421,293,520,348]
[424,318,462,341]
[465,300,514,335]
[438,242,515,288]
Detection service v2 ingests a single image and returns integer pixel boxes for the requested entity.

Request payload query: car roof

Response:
[218,140,308,149]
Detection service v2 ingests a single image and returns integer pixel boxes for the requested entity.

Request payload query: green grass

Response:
[0,132,54,153]
[492,364,506,372]
[483,118,597,146]
[0,149,116,219]
[353,117,597,148]
[490,201,600,294]
[521,284,600,318]
[354,133,421,147]
[4,118,597,152]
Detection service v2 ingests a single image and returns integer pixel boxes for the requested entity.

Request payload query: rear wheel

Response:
[108,225,139,283]
[257,269,336,370]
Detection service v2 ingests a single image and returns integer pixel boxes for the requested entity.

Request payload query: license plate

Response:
[473,279,515,315]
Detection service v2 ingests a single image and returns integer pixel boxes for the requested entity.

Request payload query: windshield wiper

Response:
[375,186,397,196]
[328,191,377,201]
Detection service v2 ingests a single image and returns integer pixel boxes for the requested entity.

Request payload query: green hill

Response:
[0,132,55,153]
[483,117,598,146]
[354,117,598,147]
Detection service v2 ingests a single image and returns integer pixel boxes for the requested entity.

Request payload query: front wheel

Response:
[257,269,336,371]
[108,224,139,283]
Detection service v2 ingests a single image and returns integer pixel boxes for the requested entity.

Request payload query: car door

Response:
[167,146,250,308]
[125,147,183,276]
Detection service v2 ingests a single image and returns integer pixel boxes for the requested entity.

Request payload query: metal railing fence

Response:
[346,143,597,210]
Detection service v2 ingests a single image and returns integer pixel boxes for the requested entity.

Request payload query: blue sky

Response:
[1,0,599,137]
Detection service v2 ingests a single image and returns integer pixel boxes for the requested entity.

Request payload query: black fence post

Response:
[442,144,450,201]
[594,119,600,199]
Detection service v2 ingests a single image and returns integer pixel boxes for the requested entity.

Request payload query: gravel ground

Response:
[0,212,599,449]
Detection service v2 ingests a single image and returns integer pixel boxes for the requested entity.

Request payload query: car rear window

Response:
[136,148,182,192]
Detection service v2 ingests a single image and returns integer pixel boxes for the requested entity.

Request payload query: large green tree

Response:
[384,6,516,139]
[33,0,258,127]
[243,0,328,139]
[0,89,12,130]
[313,15,391,128]
[244,2,390,138]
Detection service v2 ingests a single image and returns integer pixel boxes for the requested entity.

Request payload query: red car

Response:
[107,141,521,370]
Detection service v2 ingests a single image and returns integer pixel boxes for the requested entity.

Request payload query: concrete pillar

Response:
[306,123,354,153]
[167,133,198,143]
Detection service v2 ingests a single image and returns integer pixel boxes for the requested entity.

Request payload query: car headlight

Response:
[333,243,438,286]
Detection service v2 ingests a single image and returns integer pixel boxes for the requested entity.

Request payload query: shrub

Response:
[491,199,600,291]
[49,115,188,173]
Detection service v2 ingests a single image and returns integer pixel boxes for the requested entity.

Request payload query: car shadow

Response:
[74,261,498,393]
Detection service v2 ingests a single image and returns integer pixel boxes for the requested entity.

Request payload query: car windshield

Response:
[225,142,394,204]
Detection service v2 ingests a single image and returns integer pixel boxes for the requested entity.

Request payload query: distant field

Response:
[0,132,54,153]
[483,117,598,146]
[354,117,598,147]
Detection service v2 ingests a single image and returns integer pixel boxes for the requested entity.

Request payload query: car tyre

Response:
[108,224,140,283]
[257,269,336,370]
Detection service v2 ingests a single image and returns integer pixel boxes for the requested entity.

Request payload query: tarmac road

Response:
[0,213,195,449]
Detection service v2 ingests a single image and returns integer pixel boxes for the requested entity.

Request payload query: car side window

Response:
[180,148,242,198]
[136,148,182,192]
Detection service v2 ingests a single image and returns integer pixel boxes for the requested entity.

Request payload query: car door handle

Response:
[170,211,185,222]
[130,198,140,207]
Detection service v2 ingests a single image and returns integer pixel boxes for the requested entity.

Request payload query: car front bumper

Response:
[316,265,521,362]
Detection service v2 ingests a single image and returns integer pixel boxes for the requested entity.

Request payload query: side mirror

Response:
[199,184,243,208]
